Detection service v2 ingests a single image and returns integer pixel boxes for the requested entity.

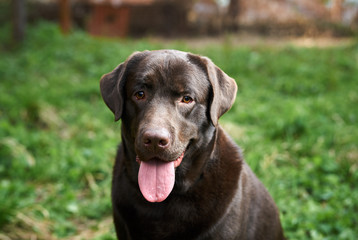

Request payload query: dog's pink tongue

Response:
[138,159,175,202]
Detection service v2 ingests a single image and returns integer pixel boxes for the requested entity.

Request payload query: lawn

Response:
[0,22,357,240]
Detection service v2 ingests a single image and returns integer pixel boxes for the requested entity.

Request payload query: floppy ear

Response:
[100,63,126,121]
[188,54,237,126]
[100,51,149,121]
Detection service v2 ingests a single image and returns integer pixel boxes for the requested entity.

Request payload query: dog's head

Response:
[100,50,237,202]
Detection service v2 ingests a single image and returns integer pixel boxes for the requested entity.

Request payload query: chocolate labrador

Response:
[100,50,285,240]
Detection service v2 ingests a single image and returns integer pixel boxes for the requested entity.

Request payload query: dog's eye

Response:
[135,91,145,100]
[181,96,193,104]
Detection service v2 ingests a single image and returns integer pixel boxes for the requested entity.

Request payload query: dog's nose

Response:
[142,128,170,150]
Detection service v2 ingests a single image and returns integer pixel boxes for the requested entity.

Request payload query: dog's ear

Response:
[100,63,126,121]
[188,54,237,126]
[100,51,149,121]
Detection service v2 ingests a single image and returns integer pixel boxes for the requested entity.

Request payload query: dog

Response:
[100,50,285,240]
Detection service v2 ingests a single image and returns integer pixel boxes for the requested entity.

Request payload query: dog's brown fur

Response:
[100,50,285,240]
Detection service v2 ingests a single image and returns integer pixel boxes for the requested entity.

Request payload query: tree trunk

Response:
[12,0,26,42]
[331,0,343,22]
[227,0,241,30]
[60,0,71,34]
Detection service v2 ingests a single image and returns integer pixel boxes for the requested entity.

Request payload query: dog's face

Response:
[100,50,237,202]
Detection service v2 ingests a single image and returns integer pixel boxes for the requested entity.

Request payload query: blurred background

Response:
[4,0,358,39]
[1,0,358,240]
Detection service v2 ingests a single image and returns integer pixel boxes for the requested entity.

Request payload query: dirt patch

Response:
[149,33,355,49]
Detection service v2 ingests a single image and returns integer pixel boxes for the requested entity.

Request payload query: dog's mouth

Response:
[135,151,184,168]
[136,151,185,203]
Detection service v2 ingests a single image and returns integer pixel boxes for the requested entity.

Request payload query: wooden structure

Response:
[87,0,191,37]
[88,0,155,37]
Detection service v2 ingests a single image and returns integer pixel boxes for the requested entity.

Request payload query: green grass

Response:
[1,22,357,239]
